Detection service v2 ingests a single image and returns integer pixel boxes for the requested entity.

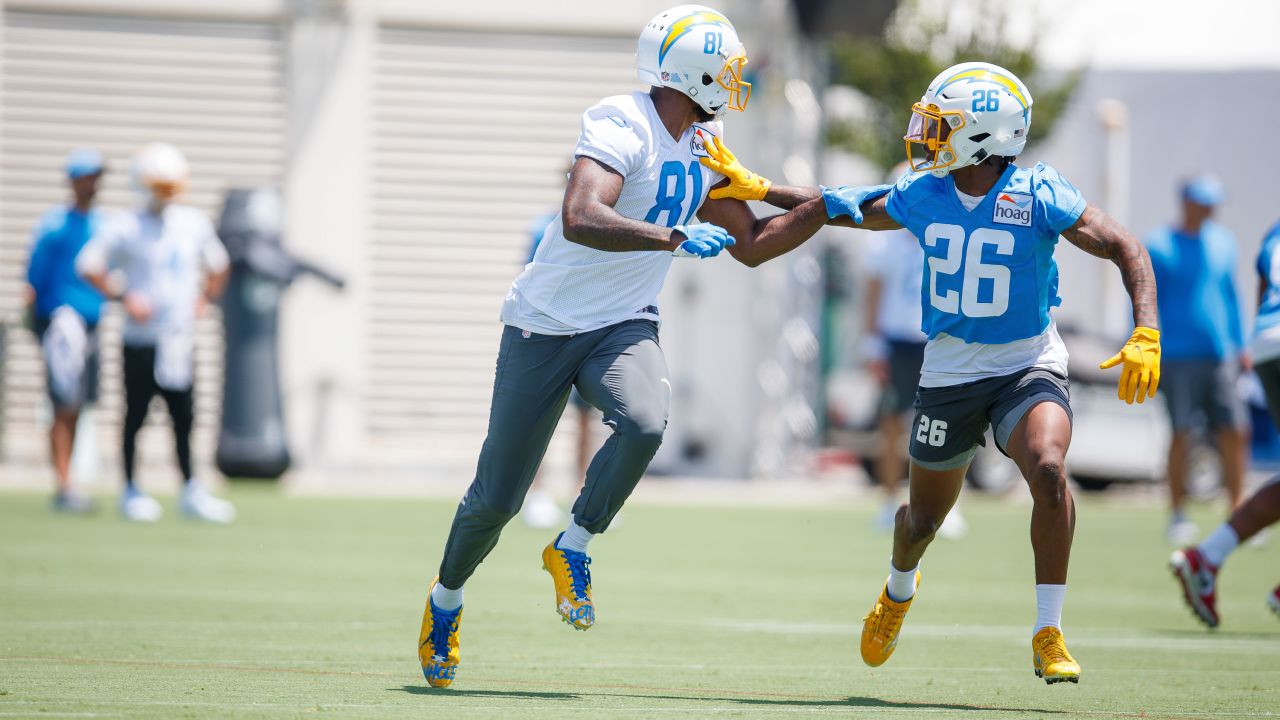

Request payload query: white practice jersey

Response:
[76,204,229,346]
[863,228,926,344]
[501,91,726,335]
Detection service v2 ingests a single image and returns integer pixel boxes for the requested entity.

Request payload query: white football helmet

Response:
[131,142,189,201]
[904,62,1034,177]
[636,5,750,119]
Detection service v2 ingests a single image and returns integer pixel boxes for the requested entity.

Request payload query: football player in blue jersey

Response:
[703,62,1161,684]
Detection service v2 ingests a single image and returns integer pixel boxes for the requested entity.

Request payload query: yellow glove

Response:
[1099,326,1161,405]
[699,136,772,201]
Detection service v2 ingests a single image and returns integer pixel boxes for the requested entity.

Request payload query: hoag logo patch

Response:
[690,126,713,158]
[993,192,1032,226]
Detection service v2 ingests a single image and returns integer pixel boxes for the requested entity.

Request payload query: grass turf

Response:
[1,486,1277,719]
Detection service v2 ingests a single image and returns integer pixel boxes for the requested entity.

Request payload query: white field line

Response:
[0,619,393,629]
[0,714,120,718]
[5,656,1279,675]
[705,620,1280,654]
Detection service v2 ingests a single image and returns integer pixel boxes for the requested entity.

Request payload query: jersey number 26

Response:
[925,223,1015,318]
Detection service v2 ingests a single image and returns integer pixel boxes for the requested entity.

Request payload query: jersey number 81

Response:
[645,160,704,228]
[925,223,1015,318]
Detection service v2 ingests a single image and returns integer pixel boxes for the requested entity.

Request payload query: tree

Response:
[828,0,1080,171]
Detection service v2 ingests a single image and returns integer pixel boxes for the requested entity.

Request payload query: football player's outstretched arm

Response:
[826,194,903,231]
[696,193,829,268]
[1061,204,1158,330]
[1062,203,1163,404]
[698,136,903,228]
[561,157,683,252]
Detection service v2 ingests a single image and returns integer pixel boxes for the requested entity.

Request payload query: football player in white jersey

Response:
[419,5,832,687]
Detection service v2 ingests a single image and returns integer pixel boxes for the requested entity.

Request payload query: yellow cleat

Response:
[541,533,595,630]
[1032,626,1081,684]
[418,576,462,688]
[860,571,920,667]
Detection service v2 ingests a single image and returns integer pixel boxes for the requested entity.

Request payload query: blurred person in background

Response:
[77,142,234,524]
[1170,217,1280,627]
[418,5,836,688]
[520,193,597,530]
[1145,175,1247,545]
[24,148,107,513]
[862,161,966,538]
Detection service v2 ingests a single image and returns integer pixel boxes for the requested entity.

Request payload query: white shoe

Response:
[120,488,163,523]
[937,509,969,540]
[521,489,561,529]
[180,481,236,524]
[1167,518,1199,546]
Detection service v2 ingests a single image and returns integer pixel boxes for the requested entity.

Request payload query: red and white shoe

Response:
[1267,586,1280,618]
[1170,547,1219,628]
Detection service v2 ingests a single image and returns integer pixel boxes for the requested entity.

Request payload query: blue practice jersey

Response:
[1255,221,1280,333]
[26,205,105,325]
[1146,220,1243,360]
[885,162,1086,345]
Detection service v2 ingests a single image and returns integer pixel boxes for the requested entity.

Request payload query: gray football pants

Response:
[437,320,670,588]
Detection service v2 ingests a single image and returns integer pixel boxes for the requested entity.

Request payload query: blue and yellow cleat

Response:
[541,533,595,630]
[418,576,462,688]
[1032,626,1081,685]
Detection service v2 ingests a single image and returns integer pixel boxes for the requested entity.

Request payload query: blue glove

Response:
[671,223,736,259]
[821,184,893,224]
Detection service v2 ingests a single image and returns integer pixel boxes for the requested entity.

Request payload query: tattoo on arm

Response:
[1062,203,1159,330]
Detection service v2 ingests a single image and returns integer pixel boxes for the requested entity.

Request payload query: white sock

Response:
[431,582,463,611]
[557,519,594,553]
[1198,524,1240,567]
[886,561,919,602]
[1034,584,1066,633]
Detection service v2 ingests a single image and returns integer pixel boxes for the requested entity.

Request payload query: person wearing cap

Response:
[76,142,235,523]
[25,148,108,513]
[1145,174,1247,545]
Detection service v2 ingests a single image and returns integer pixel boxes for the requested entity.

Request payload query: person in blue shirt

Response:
[1169,218,1280,628]
[1145,175,1247,546]
[24,147,107,513]
[704,62,1160,684]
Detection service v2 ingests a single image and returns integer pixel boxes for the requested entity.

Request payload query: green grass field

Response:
[1,486,1277,719]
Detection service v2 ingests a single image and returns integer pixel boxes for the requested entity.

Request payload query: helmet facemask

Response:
[715,52,751,113]
[904,103,965,175]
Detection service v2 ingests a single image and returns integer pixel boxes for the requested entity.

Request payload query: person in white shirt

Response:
[77,143,235,524]
[862,163,966,539]
[418,5,834,688]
